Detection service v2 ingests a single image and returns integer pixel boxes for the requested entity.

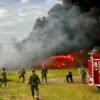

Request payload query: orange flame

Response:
[50,54,74,62]
[33,54,75,68]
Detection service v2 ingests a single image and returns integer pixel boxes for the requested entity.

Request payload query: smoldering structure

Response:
[0,0,100,68]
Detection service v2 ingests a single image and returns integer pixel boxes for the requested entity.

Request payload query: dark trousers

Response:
[42,74,47,83]
[31,85,39,97]
[19,75,25,83]
[0,79,6,87]
[81,75,86,84]
[66,75,73,83]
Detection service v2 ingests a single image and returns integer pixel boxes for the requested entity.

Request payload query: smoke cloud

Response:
[0,0,100,69]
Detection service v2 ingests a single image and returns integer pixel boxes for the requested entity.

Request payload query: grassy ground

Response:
[0,69,100,100]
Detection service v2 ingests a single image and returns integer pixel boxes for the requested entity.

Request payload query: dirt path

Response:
[48,76,82,83]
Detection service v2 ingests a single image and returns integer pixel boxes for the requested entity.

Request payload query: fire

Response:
[66,54,74,61]
[32,51,85,69]
[47,54,75,68]
[50,54,74,62]
[33,54,75,69]
[32,50,90,69]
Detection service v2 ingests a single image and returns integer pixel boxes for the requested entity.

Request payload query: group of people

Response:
[0,64,48,100]
[0,64,87,100]
[28,64,48,100]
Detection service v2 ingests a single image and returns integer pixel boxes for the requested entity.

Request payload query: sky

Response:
[0,0,58,43]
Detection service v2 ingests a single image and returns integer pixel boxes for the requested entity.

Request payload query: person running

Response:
[18,68,26,83]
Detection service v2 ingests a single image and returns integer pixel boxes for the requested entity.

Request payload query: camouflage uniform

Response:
[28,70,40,100]
[41,65,48,83]
[18,68,26,83]
[0,68,7,87]
[80,68,87,84]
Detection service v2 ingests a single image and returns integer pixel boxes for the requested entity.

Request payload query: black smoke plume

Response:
[0,0,100,69]
[63,0,100,12]
[21,0,100,58]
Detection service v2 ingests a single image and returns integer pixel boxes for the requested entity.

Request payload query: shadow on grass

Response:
[10,96,16,100]
[0,78,13,82]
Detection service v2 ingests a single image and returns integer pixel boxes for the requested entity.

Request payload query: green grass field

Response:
[0,69,100,100]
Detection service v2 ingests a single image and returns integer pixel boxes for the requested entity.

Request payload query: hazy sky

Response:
[0,0,58,43]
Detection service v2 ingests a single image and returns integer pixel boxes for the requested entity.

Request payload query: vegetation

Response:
[0,69,100,100]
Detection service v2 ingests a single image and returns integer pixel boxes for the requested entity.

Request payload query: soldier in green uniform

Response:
[79,65,87,84]
[0,68,7,87]
[28,69,41,100]
[41,64,48,83]
[18,68,26,83]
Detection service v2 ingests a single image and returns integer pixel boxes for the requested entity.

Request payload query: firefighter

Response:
[0,68,7,87]
[66,71,73,83]
[28,69,41,100]
[18,68,26,83]
[41,64,48,83]
[80,66,87,84]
